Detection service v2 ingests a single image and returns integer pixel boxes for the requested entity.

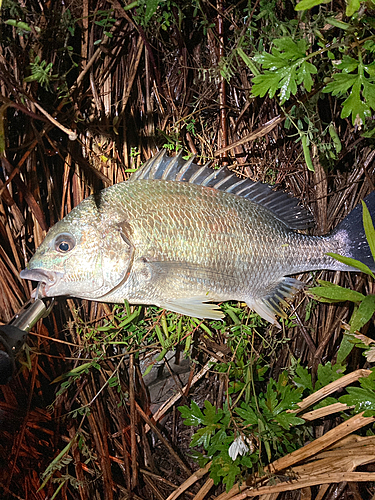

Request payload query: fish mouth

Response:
[20,268,63,297]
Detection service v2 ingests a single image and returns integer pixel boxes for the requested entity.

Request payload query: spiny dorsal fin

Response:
[129,150,314,230]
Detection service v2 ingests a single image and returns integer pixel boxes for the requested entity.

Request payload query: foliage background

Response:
[0,0,375,499]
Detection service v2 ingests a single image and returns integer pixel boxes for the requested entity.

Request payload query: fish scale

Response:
[20,150,375,325]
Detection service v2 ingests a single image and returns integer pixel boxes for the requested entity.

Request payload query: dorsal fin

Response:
[129,150,314,230]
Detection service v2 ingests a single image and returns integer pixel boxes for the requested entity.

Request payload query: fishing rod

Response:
[0,286,54,384]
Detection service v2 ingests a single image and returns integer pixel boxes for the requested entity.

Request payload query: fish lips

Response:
[20,268,63,297]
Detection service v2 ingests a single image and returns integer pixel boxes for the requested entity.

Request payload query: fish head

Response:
[20,205,134,300]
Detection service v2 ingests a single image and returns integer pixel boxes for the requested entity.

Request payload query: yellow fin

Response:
[246,277,305,327]
[160,297,224,320]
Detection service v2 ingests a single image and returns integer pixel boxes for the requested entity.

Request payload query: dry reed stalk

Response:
[166,385,375,500]
[1,2,375,499]
[135,401,191,477]
[145,353,224,433]
[192,477,215,500]
[292,369,371,413]
[165,462,212,500]
[129,353,138,489]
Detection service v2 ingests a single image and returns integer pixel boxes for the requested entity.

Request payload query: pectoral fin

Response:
[159,297,224,320]
[132,258,227,319]
[247,277,304,327]
[135,259,237,287]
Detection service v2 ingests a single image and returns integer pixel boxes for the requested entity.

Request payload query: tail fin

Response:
[332,191,375,272]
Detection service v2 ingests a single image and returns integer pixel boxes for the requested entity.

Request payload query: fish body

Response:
[20,151,375,324]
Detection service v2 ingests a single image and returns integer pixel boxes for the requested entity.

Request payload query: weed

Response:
[237,0,375,168]
[24,56,58,89]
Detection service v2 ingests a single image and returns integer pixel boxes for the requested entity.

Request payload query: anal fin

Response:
[160,297,224,320]
[247,277,305,327]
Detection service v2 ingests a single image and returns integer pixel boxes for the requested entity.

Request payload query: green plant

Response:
[251,37,318,104]
[179,356,375,492]
[179,367,306,492]
[38,432,99,499]
[4,18,39,35]
[295,0,375,18]
[24,55,58,89]
[237,0,375,168]
[323,50,375,127]
[93,9,116,45]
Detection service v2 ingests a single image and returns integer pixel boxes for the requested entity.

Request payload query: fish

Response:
[20,150,375,325]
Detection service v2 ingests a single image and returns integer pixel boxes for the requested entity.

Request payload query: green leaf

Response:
[52,362,92,383]
[274,412,304,429]
[144,0,159,24]
[315,362,345,390]
[336,334,356,364]
[240,454,257,468]
[359,369,375,390]
[329,124,342,153]
[274,389,302,413]
[5,19,32,31]
[350,294,375,332]
[264,383,278,412]
[293,363,313,391]
[295,0,330,11]
[338,55,360,74]
[235,404,258,426]
[302,134,314,171]
[297,61,317,92]
[237,48,260,76]
[38,439,74,490]
[363,81,375,111]
[273,37,307,59]
[363,128,375,139]
[253,52,285,70]
[251,37,314,104]
[278,66,297,103]
[123,1,138,10]
[326,252,375,278]
[362,199,375,262]
[364,61,375,77]
[309,283,365,303]
[209,428,231,450]
[179,400,224,430]
[346,0,361,16]
[179,401,204,426]
[325,17,350,30]
[341,79,371,125]
[202,400,224,425]
[323,73,357,97]
[363,41,375,54]
[251,72,280,98]
[340,386,375,413]
[273,373,303,413]
[223,462,240,492]
[190,424,219,448]
[118,307,141,327]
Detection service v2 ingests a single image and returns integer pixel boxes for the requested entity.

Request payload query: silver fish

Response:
[20,150,375,324]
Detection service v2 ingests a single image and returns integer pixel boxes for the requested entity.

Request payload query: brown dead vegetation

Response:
[0,1,374,499]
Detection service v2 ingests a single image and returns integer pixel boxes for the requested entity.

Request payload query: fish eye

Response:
[54,233,75,253]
